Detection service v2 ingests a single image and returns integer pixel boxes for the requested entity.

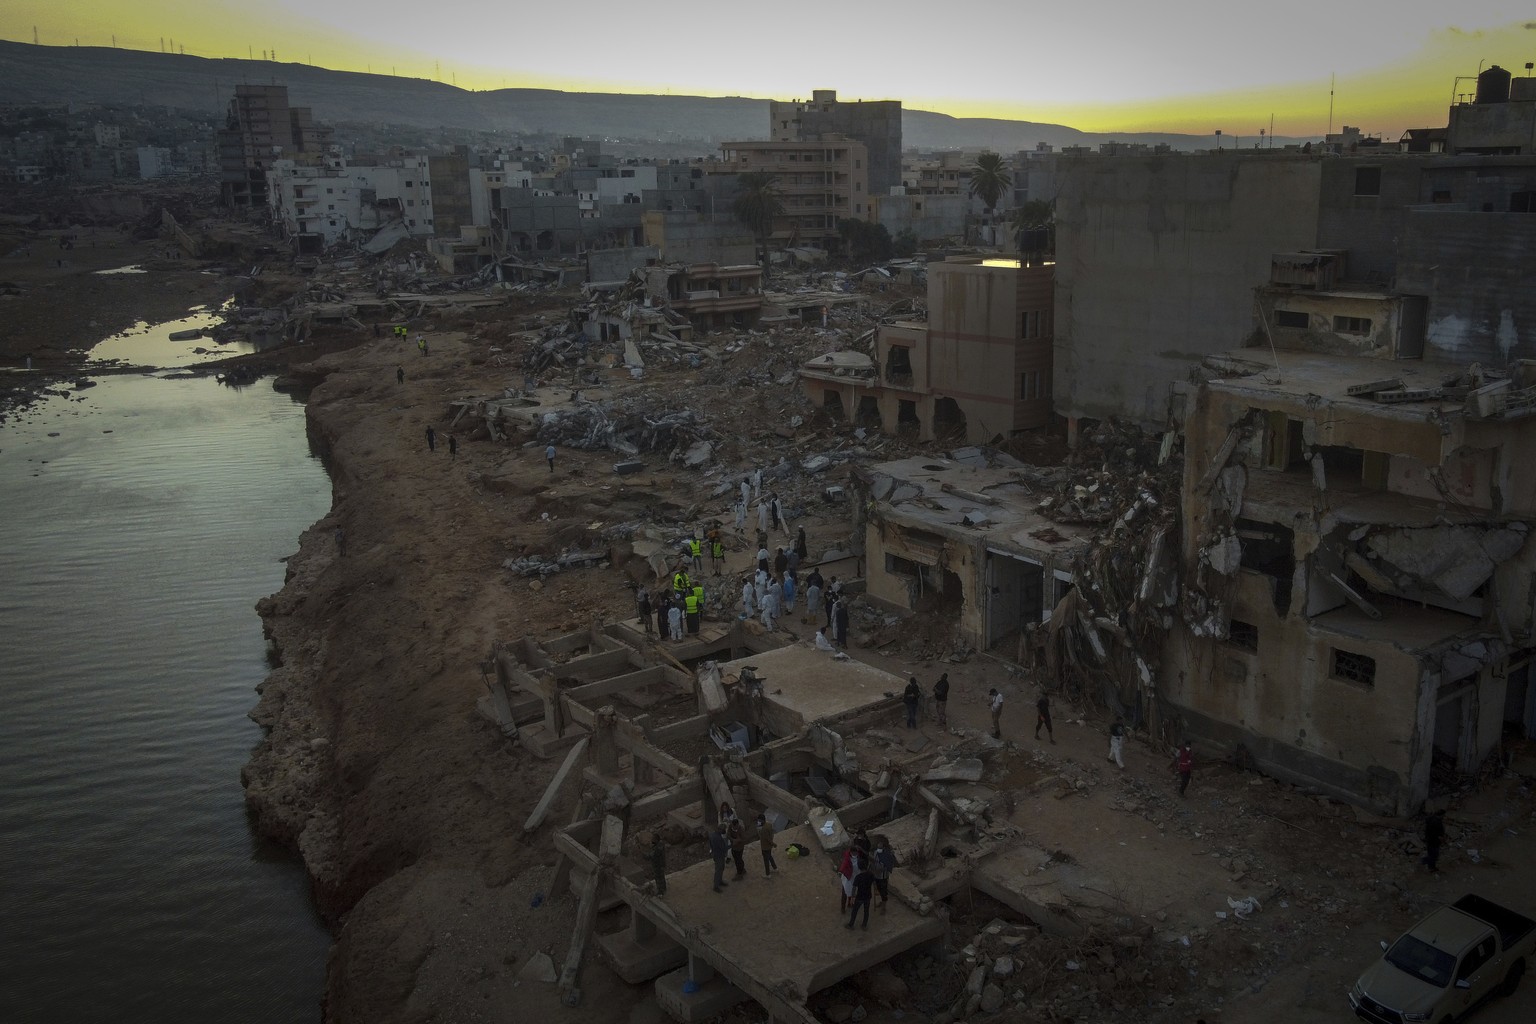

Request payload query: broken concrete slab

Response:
[518,951,558,984]
[923,758,984,783]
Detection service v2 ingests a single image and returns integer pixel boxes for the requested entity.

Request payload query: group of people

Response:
[637,568,709,642]
[734,472,793,540]
[837,827,897,929]
[706,802,779,892]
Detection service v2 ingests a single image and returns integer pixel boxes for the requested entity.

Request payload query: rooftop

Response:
[719,644,904,730]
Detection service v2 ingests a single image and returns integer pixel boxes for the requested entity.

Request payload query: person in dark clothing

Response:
[334,526,346,557]
[1174,741,1194,797]
[806,568,824,596]
[707,823,730,892]
[932,673,950,726]
[871,836,896,910]
[1035,693,1055,743]
[650,833,667,895]
[833,598,850,648]
[846,863,875,929]
[757,814,777,878]
[637,588,653,635]
[655,592,670,637]
[396,365,404,384]
[425,425,436,452]
[448,434,457,458]
[727,816,747,880]
[903,677,922,728]
[773,547,789,577]
[794,526,809,561]
[1423,810,1446,872]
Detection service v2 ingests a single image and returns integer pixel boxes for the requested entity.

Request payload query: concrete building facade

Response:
[770,89,902,198]
[801,257,1053,443]
[1169,348,1536,815]
[718,138,871,250]
[219,84,330,208]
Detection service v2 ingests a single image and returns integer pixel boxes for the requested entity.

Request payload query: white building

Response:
[137,147,172,179]
[267,153,437,251]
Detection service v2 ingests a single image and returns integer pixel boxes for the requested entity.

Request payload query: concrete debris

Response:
[503,550,608,577]
[923,758,984,783]
[1366,523,1528,600]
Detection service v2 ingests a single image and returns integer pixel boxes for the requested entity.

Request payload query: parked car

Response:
[1350,894,1534,1024]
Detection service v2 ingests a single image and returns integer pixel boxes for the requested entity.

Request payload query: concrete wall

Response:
[1053,155,1322,426]
[588,246,659,282]
[1449,100,1536,153]
[1259,289,1405,358]
[927,259,1052,439]
[1395,210,1536,364]
[642,212,756,266]
[871,193,968,242]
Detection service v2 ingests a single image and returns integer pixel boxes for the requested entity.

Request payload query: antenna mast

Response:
[1328,73,1335,135]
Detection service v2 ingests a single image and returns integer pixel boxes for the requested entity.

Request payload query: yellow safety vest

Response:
[674,572,688,593]
[689,539,701,557]
[685,594,700,614]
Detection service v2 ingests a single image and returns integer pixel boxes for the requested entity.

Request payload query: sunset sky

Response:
[5,2,1535,137]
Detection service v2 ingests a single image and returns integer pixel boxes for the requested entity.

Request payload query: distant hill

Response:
[0,41,1316,152]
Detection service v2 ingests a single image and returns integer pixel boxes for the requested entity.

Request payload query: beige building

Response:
[717,137,871,250]
[852,454,1091,653]
[800,257,1053,443]
[1169,347,1536,814]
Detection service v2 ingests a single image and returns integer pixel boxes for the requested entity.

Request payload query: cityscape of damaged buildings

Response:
[70,59,1536,1021]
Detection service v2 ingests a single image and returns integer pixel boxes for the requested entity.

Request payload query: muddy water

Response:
[0,372,331,1022]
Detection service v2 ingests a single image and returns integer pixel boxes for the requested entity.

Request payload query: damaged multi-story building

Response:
[799,255,1053,443]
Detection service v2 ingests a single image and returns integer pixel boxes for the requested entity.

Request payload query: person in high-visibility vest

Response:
[687,537,703,574]
[709,531,725,577]
[673,570,690,597]
[684,588,701,636]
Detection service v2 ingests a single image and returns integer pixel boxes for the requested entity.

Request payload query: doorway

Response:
[986,551,1043,650]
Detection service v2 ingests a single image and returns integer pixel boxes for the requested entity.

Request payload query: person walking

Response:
[1173,741,1194,797]
[757,814,777,878]
[740,577,756,619]
[770,493,788,536]
[447,434,457,458]
[734,498,746,531]
[837,846,856,913]
[1035,692,1055,744]
[760,582,780,631]
[932,672,949,727]
[756,499,770,536]
[708,823,730,893]
[637,587,653,635]
[989,688,1004,739]
[804,576,822,626]
[425,425,436,452]
[1423,809,1445,873]
[739,476,751,512]
[773,547,789,578]
[903,677,922,729]
[650,832,667,895]
[846,861,875,930]
[781,572,796,614]
[794,526,809,561]
[334,526,346,557]
[545,443,556,472]
[1108,718,1126,769]
[871,836,896,911]
[396,365,404,384]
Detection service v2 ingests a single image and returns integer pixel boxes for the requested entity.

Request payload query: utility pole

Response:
[33,26,38,45]
[1328,73,1335,136]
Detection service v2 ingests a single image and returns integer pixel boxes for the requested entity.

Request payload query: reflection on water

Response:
[0,374,331,1023]
[87,301,280,368]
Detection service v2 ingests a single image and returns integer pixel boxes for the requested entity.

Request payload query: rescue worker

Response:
[709,530,725,576]
[687,535,704,574]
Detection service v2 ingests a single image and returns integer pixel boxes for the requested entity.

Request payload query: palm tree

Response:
[1008,198,1055,255]
[967,152,1012,223]
[731,171,783,269]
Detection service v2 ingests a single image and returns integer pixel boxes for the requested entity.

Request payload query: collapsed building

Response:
[1169,347,1536,815]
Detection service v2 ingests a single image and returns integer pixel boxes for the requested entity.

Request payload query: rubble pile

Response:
[532,400,714,458]
[1031,422,1185,724]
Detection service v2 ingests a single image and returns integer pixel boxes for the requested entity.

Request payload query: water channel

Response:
[0,315,332,1022]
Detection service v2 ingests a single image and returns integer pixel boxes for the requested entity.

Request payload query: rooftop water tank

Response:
[1476,65,1512,104]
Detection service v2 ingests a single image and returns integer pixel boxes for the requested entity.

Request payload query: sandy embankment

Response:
[241,334,650,1023]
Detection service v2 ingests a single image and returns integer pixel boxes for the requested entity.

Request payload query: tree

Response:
[837,219,893,263]
[892,229,918,259]
[1007,199,1055,255]
[967,152,1012,217]
[731,171,783,269]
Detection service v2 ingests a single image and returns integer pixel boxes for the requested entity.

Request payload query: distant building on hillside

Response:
[770,89,903,198]
[219,84,331,208]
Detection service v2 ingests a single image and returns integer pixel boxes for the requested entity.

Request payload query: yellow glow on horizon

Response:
[4,3,1534,139]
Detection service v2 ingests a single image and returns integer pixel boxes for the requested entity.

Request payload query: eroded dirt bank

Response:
[242,330,651,1024]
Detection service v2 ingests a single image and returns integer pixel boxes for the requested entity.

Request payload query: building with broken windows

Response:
[219,84,330,208]
[851,452,1091,655]
[1168,347,1536,815]
[800,256,1053,443]
[267,152,437,253]
[717,137,871,251]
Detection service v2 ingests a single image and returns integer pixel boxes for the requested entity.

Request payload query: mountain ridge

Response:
[0,40,1316,152]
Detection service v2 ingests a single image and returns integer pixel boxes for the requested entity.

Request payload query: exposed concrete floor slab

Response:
[719,644,904,730]
[659,824,946,998]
